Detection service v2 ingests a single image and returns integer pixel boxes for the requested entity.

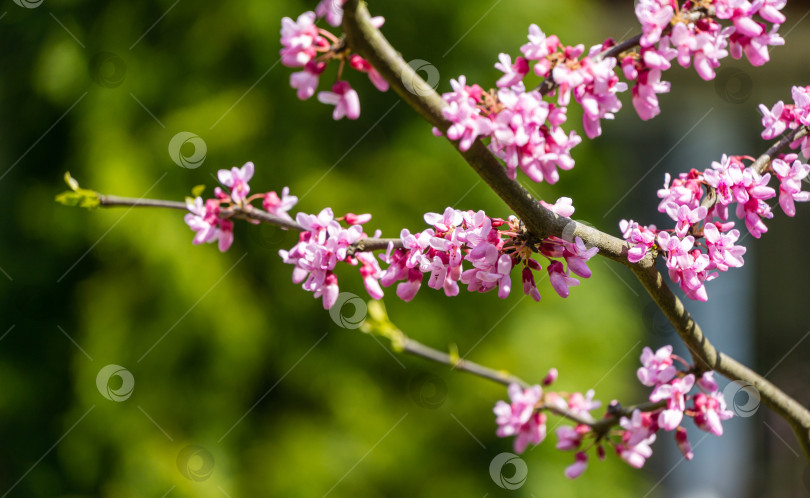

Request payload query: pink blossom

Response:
[540,197,575,217]
[441,77,492,151]
[263,187,298,221]
[650,373,695,431]
[318,81,361,120]
[637,345,677,387]
[632,69,670,121]
[563,237,598,278]
[772,155,810,216]
[620,409,657,447]
[635,0,675,48]
[184,197,234,252]
[349,54,389,92]
[290,61,326,100]
[619,219,657,263]
[675,427,694,460]
[703,223,746,271]
[218,161,254,204]
[567,389,601,420]
[564,452,588,479]
[556,425,585,451]
[494,53,529,88]
[693,391,734,436]
[547,260,579,298]
[315,0,344,27]
[494,383,547,453]
[280,11,321,67]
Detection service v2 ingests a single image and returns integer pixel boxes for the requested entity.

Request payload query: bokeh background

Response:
[2,0,810,496]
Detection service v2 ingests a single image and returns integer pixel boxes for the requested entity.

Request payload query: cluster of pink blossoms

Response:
[759,85,810,157]
[621,130,810,301]
[377,198,598,303]
[437,0,786,184]
[280,2,387,120]
[183,163,599,309]
[185,162,299,253]
[493,345,732,479]
[628,0,784,120]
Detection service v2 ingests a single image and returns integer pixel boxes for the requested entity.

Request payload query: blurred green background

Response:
[2,0,810,496]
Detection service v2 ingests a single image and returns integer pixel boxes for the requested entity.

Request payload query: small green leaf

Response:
[191,184,206,197]
[55,188,100,209]
[64,171,79,191]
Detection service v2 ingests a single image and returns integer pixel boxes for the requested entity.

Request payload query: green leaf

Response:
[64,171,79,191]
[55,188,100,209]
[191,184,206,197]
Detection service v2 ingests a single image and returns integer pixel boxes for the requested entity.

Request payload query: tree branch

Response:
[97,193,403,252]
[342,0,810,461]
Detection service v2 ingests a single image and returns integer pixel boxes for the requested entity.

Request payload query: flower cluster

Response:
[621,146,810,301]
[280,3,387,120]
[437,1,786,184]
[759,85,810,157]
[493,345,732,479]
[630,345,734,460]
[626,0,784,119]
[279,208,383,309]
[183,163,598,309]
[379,199,598,303]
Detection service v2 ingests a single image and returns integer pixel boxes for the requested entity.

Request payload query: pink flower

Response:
[263,186,298,221]
[563,237,598,278]
[665,204,707,238]
[567,389,601,420]
[620,409,657,447]
[564,452,588,479]
[635,0,675,48]
[441,77,492,151]
[349,54,389,92]
[521,266,542,302]
[540,197,575,217]
[280,12,321,67]
[318,81,361,120]
[632,69,670,121]
[290,61,326,100]
[693,391,734,436]
[759,100,787,140]
[315,0,344,27]
[619,219,657,263]
[771,155,810,216]
[494,53,529,88]
[650,374,695,431]
[703,223,746,271]
[218,161,254,204]
[556,425,586,451]
[494,383,547,453]
[637,345,677,387]
[547,260,579,298]
[520,24,559,64]
[675,427,694,460]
